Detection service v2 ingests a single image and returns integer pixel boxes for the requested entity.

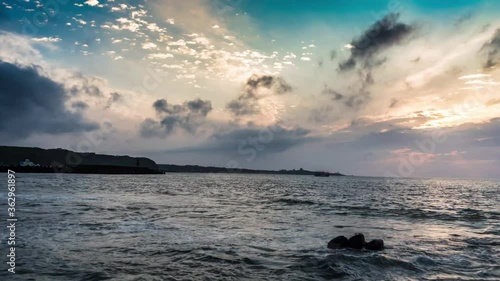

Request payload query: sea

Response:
[0,173,498,280]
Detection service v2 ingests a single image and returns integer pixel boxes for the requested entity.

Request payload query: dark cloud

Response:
[105,92,124,109]
[0,60,98,140]
[339,13,415,72]
[322,87,344,101]
[153,99,184,115]
[186,98,213,116]
[349,128,415,150]
[227,74,292,116]
[69,79,103,97]
[141,98,212,137]
[317,59,324,68]
[321,72,372,112]
[389,98,399,108]
[455,12,473,27]
[451,118,500,148]
[365,72,374,84]
[245,74,292,94]
[320,14,413,115]
[139,118,164,138]
[68,74,104,97]
[167,124,313,156]
[226,99,258,116]
[342,117,500,155]
[345,89,371,108]
[213,125,310,153]
[480,28,500,70]
[72,101,89,110]
[330,50,337,61]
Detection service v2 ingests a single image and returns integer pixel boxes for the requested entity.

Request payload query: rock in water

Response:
[365,239,384,251]
[327,236,349,249]
[348,233,366,249]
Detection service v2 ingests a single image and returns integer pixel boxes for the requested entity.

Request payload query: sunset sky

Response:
[0,0,499,178]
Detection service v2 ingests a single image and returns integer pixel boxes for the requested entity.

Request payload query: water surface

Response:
[0,174,499,280]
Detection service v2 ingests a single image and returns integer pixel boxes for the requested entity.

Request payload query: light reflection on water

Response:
[0,173,498,280]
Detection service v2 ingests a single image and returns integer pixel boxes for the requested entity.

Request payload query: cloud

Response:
[480,28,500,70]
[0,32,44,65]
[486,99,500,107]
[213,125,311,153]
[141,98,213,137]
[105,92,124,109]
[84,0,100,7]
[0,60,98,140]
[67,74,104,97]
[142,42,158,50]
[226,99,259,116]
[322,87,344,101]
[227,74,292,116]
[32,37,62,43]
[186,98,213,116]
[320,14,414,115]
[319,78,372,114]
[71,101,89,110]
[339,13,415,72]
[455,12,473,27]
[168,124,313,157]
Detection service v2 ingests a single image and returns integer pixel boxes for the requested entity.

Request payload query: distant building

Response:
[20,159,39,167]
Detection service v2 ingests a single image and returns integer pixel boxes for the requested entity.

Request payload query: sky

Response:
[0,0,499,179]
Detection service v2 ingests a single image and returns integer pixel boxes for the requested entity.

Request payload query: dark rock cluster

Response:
[327,233,384,251]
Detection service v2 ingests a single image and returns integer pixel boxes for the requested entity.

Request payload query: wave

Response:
[272,198,318,206]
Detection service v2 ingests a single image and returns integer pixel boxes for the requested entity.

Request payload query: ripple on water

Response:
[5,174,499,281]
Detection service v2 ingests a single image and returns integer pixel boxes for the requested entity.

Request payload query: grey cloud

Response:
[455,12,473,27]
[105,92,124,109]
[186,98,213,116]
[451,118,500,148]
[168,124,313,156]
[320,14,413,115]
[141,98,212,137]
[389,99,399,108]
[481,28,500,70]
[227,74,292,116]
[311,84,371,123]
[322,87,344,101]
[342,117,500,156]
[339,13,415,72]
[330,50,337,61]
[153,99,184,115]
[0,60,98,140]
[226,99,259,116]
[68,74,104,97]
[72,101,89,110]
[365,72,374,84]
[139,118,164,138]
[215,126,311,154]
[320,75,371,113]
[244,74,292,94]
[345,89,371,108]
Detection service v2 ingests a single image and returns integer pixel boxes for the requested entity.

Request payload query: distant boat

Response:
[314,172,330,177]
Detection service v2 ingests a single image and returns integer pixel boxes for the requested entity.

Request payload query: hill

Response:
[0,146,159,174]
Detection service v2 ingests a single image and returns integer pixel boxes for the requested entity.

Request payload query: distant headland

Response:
[159,164,345,177]
[0,146,345,176]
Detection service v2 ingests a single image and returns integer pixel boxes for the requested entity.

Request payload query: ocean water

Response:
[0,173,499,281]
